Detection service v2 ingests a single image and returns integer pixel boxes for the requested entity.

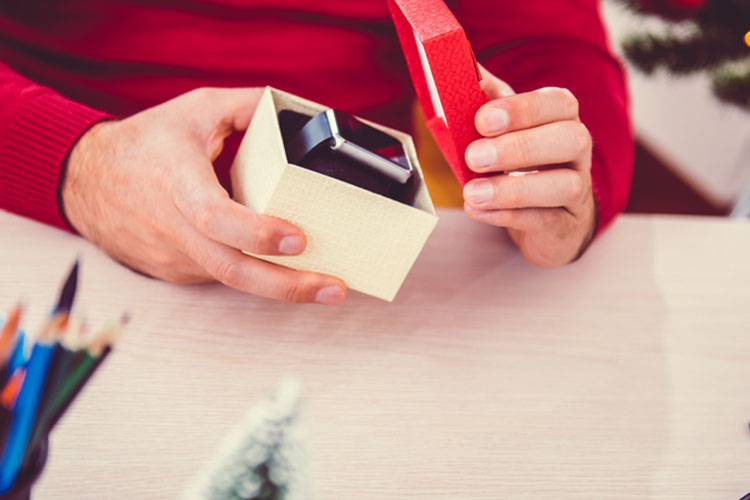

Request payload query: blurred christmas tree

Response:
[183,379,310,500]
[616,0,750,109]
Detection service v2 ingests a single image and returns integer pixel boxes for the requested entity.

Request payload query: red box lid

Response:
[388,0,488,186]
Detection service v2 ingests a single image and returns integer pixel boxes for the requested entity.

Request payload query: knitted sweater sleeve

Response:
[453,0,634,234]
[0,61,110,230]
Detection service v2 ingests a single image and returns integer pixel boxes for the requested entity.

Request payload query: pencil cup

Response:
[0,438,48,500]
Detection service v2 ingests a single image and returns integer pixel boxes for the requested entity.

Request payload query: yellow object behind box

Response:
[412,102,464,208]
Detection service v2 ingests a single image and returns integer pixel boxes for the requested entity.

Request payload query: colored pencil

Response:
[0,341,54,492]
[0,260,77,492]
[45,345,111,434]
[54,259,78,315]
[0,305,22,387]
[7,331,26,376]
[0,407,11,465]
[0,259,123,494]
[0,368,26,410]
[0,304,22,364]
[42,316,121,431]
[0,367,25,457]
[22,321,82,466]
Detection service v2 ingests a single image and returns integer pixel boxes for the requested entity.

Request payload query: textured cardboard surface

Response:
[388,0,488,186]
[230,87,438,302]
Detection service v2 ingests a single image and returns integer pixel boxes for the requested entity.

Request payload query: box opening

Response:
[275,108,419,207]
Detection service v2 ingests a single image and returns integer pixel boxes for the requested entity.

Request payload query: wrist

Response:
[59,120,115,235]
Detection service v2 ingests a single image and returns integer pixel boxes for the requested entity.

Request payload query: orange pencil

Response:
[1,367,26,409]
[0,304,22,364]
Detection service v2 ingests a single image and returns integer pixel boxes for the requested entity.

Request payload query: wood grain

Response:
[0,209,748,499]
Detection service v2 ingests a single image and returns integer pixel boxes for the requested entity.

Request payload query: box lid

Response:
[388,0,488,186]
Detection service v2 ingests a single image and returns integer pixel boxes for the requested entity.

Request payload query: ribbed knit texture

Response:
[0,92,109,230]
[0,0,633,237]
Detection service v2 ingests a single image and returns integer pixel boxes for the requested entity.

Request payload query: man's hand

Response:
[462,67,596,268]
[62,87,347,305]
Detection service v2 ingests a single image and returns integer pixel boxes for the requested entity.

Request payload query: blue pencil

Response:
[7,331,26,374]
[0,342,54,492]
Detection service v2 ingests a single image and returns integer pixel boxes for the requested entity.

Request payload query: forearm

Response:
[0,61,110,230]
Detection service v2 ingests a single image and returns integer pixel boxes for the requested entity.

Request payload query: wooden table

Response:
[1,209,749,499]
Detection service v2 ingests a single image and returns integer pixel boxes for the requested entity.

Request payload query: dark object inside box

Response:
[278,109,418,206]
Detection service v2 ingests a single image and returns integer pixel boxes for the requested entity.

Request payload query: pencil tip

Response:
[120,312,131,325]
[55,259,79,314]
[8,303,22,319]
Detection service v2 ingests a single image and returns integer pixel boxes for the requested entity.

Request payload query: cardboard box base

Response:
[230,87,438,302]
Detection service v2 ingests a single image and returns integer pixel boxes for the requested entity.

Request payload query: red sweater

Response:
[0,0,632,234]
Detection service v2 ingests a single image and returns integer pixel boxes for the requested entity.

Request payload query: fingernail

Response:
[279,235,305,255]
[466,141,496,169]
[315,285,345,305]
[464,180,494,204]
[481,107,509,133]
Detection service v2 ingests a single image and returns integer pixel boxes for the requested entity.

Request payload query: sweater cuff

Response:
[0,92,111,231]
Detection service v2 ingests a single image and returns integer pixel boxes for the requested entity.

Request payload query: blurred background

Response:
[602,0,750,217]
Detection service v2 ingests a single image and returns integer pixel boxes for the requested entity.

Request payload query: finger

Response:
[478,64,515,99]
[463,169,589,211]
[464,203,564,233]
[475,87,579,137]
[189,87,264,159]
[180,228,347,305]
[133,257,211,285]
[172,164,307,256]
[188,87,264,132]
[109,228,212,285]
[465,120,591,173]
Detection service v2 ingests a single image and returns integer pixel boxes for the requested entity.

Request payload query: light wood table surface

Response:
[1,209,749,499]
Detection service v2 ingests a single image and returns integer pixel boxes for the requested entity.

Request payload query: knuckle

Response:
[581,123,593,148]
[514,95,535,125]
[151,249,179,269]
[506,180,527,207]
[573,122,592,155]
[214,258,242,288]
[193,199,220,235]
[558,88,579,116]
[251,225,274,253]
[567,175,587,204]
[280,279,307,303]
[510,133,533,166]
[184,87,206,103]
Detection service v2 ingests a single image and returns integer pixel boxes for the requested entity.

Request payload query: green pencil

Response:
[44,316,124,432]
[45,345,111,433]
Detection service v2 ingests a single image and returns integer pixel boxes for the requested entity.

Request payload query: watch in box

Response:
[279,109,417,205]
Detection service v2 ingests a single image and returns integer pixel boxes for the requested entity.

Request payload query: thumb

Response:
[204,87,265,132]
[478,64,515,100]
[195,87,264,160]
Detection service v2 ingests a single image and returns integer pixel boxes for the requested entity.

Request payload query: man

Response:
[0,1,633,305]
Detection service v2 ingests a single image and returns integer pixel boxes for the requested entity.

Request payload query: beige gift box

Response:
[230,87,439,302]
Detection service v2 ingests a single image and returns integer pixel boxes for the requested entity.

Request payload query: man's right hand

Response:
[62,87,347,305]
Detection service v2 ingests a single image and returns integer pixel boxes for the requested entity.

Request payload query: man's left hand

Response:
[463,66,596,268]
